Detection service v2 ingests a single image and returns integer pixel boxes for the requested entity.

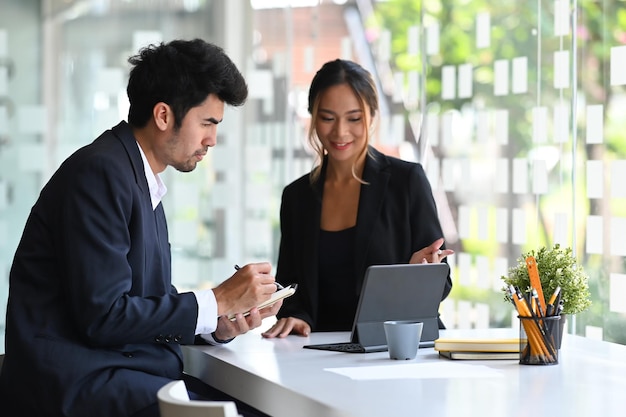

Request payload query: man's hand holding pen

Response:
[212,262,279,321]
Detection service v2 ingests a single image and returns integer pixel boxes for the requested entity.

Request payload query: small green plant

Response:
[501,244,592,315]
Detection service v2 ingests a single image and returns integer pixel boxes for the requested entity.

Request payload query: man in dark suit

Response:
[0,39,280,417]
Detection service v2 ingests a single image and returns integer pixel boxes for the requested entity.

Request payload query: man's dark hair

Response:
[127,38,248,128]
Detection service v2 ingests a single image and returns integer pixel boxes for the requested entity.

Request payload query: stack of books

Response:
[434,337,520,360]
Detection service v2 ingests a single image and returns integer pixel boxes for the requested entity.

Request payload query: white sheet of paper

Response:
[610,46,626,86]
[476,12,491,49]
[494,59,509,96]
[586,104,604,144]
[532,106,548,143]
[611,160,626,198]
[553,103,569,143]
[586,160,603,199]
[512,208,527,245]
[458,63,473,99]
[325,362,503,381]
[512,56,528,94]
[586,215,603,254]
[441,65,456,100]
[610,217,626,256]
[554,50,570,89]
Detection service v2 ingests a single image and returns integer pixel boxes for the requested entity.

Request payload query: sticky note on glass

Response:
[610,45,626,86]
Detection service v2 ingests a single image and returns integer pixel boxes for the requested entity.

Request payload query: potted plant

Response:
[501,244,592,346]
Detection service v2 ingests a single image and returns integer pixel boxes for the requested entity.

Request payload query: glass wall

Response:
[0,0,625,354]
[361,0,626,342]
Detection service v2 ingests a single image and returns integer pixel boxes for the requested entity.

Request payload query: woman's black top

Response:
[316,226,359,331]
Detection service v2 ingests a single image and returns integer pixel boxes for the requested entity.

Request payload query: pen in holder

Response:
[518,315,560,365]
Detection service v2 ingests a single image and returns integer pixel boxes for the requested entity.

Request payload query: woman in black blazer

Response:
[262,59,453,338]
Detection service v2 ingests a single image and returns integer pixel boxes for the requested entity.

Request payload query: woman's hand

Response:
[261,317,311,338]
[409,237,454,264]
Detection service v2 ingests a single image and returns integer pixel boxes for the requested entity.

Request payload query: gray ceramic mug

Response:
[384,320,424,360]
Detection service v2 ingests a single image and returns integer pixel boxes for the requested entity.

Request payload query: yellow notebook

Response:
[438,351,519,360]
[434,337,520,353]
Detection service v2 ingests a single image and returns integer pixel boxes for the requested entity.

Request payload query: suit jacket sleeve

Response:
[274,177,317,326]
[406,162,453,300]
[51,137,198,347]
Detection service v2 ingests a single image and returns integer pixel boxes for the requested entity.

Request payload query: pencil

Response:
[526,256,546,312]
[546,286,561,316]
[511,287,554,361]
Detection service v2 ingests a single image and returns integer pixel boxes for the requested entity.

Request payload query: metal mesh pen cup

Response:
[518,315,560,365]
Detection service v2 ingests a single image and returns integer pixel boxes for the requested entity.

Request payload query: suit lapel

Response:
[301,166,324,312]
[354,147,391,294]
[111,121,150,197]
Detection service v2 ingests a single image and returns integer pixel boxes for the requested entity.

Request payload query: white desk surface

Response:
[182,327,626,417]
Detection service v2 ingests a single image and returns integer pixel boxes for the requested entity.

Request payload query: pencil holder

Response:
[518,315,560,365]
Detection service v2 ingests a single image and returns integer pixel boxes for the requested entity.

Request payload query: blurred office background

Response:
[0,0,625,353]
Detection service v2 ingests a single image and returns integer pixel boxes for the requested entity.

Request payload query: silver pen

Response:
[234,264,284,290]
